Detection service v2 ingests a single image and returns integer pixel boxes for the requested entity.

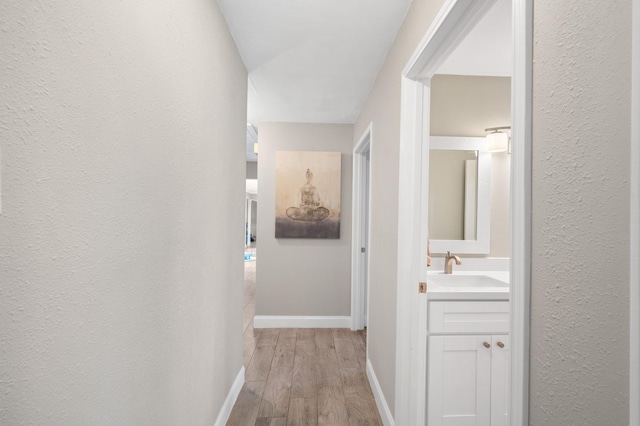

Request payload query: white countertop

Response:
[426,270,510,301]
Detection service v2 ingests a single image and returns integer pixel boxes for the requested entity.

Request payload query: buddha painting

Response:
[275,151,341,238]
[286,169,330,221]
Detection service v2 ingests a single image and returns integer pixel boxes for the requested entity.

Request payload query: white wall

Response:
[256,123,353,317]
[530,0,631,423]
[353,0,447,415]
[246,161,258,179]
[430,74,511,137]
[0,1,247,424]
[430,74,511,257]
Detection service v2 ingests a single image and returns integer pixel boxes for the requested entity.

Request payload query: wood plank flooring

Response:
[228,249,382,426]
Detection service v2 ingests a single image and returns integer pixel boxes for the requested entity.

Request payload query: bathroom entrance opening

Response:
[394,0,532,424]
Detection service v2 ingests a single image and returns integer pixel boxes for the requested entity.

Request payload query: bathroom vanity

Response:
[424,133,512,425]
[426,272,510,426]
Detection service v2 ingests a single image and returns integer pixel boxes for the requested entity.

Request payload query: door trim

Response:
[395,0,532,424]
[630,0,639,423]
[395,75,430,426]
[510,1,533,423]
[351,123,373,331]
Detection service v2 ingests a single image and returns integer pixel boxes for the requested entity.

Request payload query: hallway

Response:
[227,250,382,425]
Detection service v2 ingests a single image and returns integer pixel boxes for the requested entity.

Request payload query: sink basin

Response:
[428,274,508,288]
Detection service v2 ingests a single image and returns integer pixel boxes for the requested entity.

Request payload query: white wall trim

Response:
[253,315,351,329]
[396,0,531,424]
[630,0,639,424]
[510,1,533,424]
[213,367,245,426]
[366,359,395,426]
[403,0,498,80]
[395,76,429,426]
[351,123,373,331]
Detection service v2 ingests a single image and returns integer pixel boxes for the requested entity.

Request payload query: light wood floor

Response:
[227,248,382,426]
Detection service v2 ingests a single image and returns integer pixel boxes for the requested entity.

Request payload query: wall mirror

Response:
[428,136,491,254]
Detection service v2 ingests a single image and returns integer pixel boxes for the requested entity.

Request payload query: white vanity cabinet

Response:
[427,301,510,426]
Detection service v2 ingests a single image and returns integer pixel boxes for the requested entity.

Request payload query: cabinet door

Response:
[428,335,492,426]
[490,336,510,426]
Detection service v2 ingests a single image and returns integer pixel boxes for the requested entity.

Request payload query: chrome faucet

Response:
[444,251,461,274]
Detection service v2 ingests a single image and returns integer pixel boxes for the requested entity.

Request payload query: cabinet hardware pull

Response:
[497,341,505,348]
[483,342,491,348]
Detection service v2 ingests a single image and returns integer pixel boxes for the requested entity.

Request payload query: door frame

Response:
[245,194,257,247]
[351,123,373,331]
[630,0,639,423]
[394,1,533,424]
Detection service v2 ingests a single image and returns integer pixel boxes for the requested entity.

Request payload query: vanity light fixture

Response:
[253,143,259,156]
[485,126,511,153]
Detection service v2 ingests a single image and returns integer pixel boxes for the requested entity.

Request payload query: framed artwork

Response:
[275,151,341,239]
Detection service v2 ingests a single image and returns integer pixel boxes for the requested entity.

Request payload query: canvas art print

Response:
[275,151,341,239]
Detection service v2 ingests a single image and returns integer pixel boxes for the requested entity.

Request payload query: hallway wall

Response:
[352,0,447,415]
[256,123,353,318]
[247,161,258,179]
[354,0,633,422]
[0,1,247,424]
[530,1,631,423]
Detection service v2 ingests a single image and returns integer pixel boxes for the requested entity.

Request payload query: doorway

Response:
[394,0,532,424]
[351,124,373,331]
[245,196,257,248]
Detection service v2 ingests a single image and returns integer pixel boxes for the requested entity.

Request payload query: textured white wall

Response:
[352,0,446,415]
[530,0,631,424]
[256,123,353,317]
[430,74,512,257]
[0,1,247,424]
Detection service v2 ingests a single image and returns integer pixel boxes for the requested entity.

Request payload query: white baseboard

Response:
[253,315,351,329]
[366,358,395,426]
[214,366,245,426]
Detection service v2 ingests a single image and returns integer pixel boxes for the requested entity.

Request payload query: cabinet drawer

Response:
[429,301,509,334]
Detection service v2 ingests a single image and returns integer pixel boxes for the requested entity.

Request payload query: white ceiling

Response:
[217,0,413,125]
[436,0,512,77]
[222,0,513,161]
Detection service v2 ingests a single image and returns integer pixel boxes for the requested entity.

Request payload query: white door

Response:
[428,335,492,426]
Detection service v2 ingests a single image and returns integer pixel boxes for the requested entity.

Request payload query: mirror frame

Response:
[429,136,491,254]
